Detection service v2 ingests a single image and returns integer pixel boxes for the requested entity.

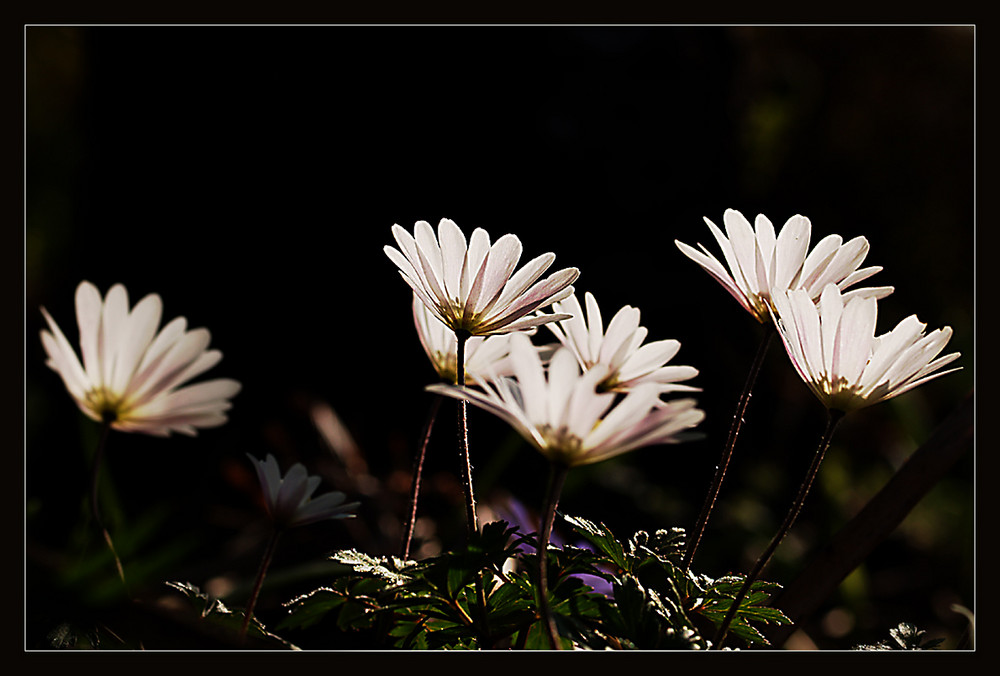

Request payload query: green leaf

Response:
[164,581,298,649]
[561,514,628,572]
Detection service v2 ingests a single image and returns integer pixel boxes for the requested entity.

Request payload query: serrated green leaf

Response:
[561,514,628,571]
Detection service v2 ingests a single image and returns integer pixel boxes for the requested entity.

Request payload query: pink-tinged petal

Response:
[546,347,580,428]
[75,280,105,385]
[462,227,492,303]
[438,218,468,303]
[99,284,131,388]
[754,214,778,271]
[600,307,642,371]
[806,236,870,295]
[470,234,523,318]
[127,328,214,405]
[507,333,547,425]
[721,209,760,295]
[836,295,877,387]
[110,292,163,396]
[617,339,681,381]
[838,265,883,290]
[675,240,755,317]
[487,312,574,335]
[584,292,605,363]
[703,215,751,297]
[564,364,614,439]
[413,220,444,285]
[485,250,553,318]
[40,307,90,400]
[476,268,579,334]
[772,215,811,293]
[818,284,844,378]
[798,234,842,294]
[413,238,450,311]
[842,285,894,303]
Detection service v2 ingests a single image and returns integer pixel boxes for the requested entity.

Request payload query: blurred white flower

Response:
[771,283,961,412]
[544,291,700,395]
[385,218,579,336]
[427,334,705,467]
[247,453,358,528]
[40,281,241,437]
[675,208,893,323]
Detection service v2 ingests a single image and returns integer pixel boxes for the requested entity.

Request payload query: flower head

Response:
[544,291,700,395]
[675,208,893,323]
[427,334,705,467]
[385,218,580,336]
[247,453,358,528]
[412,294,518,386]
[771,283,961,413]
[40,281,241,437]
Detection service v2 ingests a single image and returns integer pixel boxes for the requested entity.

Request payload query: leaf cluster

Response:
[270,515,792,650]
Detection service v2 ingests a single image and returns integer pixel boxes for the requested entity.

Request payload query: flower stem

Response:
[453,330,491,646]
[712,408,845,649]
[241,526,283,640]
[683,323,775,573]
[400,393,443,560]
[454,329,478,535]
[538,460,569,650]
[90,416,126,586]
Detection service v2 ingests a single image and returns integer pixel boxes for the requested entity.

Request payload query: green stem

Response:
[241,527,283,640]
[712,408,845,649]
[90,415,126,586]
[400,393,443,559]
[683,323,774,573]
[538,461,569,650]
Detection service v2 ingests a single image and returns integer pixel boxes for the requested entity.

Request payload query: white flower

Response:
[247,454,358,528]
[385,218,580,336]
[544,291,700,395]
[39,281,241,437]
[675,208,893,323]
[427,334,705,467]
[412,293,518,386]
[771,283,961,413]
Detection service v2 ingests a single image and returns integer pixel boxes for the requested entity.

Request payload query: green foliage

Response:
[854,622,946,650]
[164,581,298,649]
[274,516,791,650]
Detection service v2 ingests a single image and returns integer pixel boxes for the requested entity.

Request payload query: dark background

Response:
[25,26,974,650]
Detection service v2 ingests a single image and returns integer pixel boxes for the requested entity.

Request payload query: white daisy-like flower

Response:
[427,334,705,467]
[39,280,241,437]
[247,454,358,528]
[412,293,519,386]
[771,283,961,413]
[675,208,894,323]
[385,218,580,336]
[544,290,700,395]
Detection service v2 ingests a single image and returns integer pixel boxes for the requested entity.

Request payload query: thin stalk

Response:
[683,322,775,573]
[538,461,569,650]
[90,416,126,586]
[400,393,443,559]
[241,527,283,640]
[454,329,490,646]
[454,330,478,534]
[712,408,845,649]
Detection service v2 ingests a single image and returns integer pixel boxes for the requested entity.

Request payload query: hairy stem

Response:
[538,461,569,650]
[712,408,844,649]
[400,393,443,559]
[241,527,282,640]
[683,323,774,573]
[455,330,478,534]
